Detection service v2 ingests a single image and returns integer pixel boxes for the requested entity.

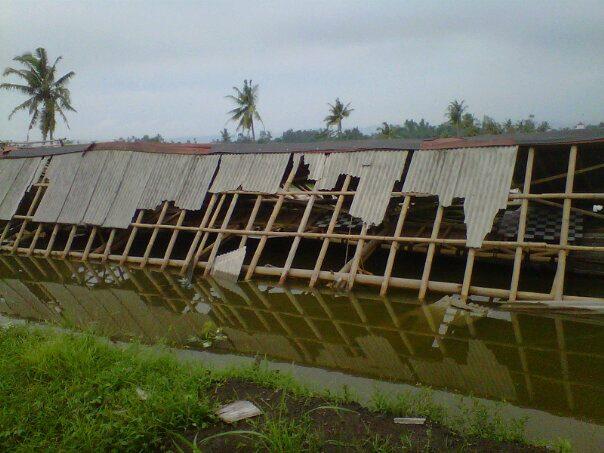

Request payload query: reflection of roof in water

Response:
[0,255,602,423]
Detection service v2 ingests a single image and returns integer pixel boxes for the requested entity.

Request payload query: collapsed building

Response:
[1,128,604,303]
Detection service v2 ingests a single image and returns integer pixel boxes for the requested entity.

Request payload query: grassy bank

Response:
[0,324,563,451]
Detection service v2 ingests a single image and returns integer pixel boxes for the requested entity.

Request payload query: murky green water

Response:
[0,255,602,450]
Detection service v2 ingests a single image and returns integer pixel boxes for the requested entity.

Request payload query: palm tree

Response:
[377,122,397,139]
[220,128,231,143]
[1,47,76,141]
[324,98,353,137]
[446,99,467,137]
[226,79,263,141]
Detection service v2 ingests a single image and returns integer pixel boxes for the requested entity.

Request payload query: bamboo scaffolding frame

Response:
[2,144,604,303]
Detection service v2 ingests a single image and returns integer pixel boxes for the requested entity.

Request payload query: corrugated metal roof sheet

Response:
[57,151,109,224]
[211,246,246,280]
[103,151,155,228]
[82,150,133,225]
[174,155,220,210]
[210,153,291,193]
[0,157,45,220]
[138,154,192,210]
[302,151,408,226]
[34,153,83,223]
[0,159,27,212]
[403,146,518,247]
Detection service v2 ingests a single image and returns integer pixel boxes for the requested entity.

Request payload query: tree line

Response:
[1,48,602,145]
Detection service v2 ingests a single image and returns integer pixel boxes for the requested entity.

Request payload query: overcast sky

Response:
[1,0,603,141]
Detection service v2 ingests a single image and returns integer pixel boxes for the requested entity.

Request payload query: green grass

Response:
[0,325,216,451]
[0,323,564,451]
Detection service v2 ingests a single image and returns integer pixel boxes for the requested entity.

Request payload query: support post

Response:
[140,201,169,268]
[279,194,315,284]
[240,195,262,248]
[204,194,239,276]
[161,210,186,270]
[120,210,145,265]
[418,204,444,300]
[180,194,217,275]
[509,148,535,301]
[347,223,368,289]
[309,175,352,287]
[551,145,577,299]
[82,226,98,261]
[245,161,299,280]
[380,196,411,295]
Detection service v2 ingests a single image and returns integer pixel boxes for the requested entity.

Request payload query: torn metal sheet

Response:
[403,146,518,247]
[303,151,408,226]
[210,153,291,194]
[33,153,83,223]
[0,157,45,220]
[211,246,246,280]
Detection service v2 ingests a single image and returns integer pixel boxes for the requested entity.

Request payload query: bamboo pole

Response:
[309,175,352,287]
[510,148,535,302]
[460,249,476,301]
[240,195,262,248]
[347,223,368,289]
[245,162,299,280]
[120,210,145,265]
[551,146,577,299]
[140,201,169,268]
[418,204,444,300]
[279,194,315,284]
[26,224,43,256]
[11,183,45,252]
[204,194,239,276]
[380,196,411,295]
[102,229,116,262]
[82,227,98,261]
[160,210,186,270]
[179,193,217,275]
[44,224,60,257]
[190,193,226,273]
[62,225,77,258]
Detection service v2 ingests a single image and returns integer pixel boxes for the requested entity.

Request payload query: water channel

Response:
[0,255,602,451]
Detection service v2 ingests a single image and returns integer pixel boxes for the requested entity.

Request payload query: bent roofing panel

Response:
[174,154,220,210]
[0,157,45,220]
[57,151,109,224]
[82,150,133,225]
[33,153,83,223]
[303,150,408,226]
[403,146,518,247]
[209,153,291,194]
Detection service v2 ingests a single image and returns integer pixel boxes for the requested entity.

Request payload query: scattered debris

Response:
[394,417,426,425]
[216,400,262,423]
[135,387,149,401]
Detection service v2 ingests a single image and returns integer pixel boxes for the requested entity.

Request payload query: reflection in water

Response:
[0,254,602,426]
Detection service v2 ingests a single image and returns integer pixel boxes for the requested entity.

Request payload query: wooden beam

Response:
[347,223,369,290]
[239,195,262,248]
[119,210,145,265]
[82,226,98,261]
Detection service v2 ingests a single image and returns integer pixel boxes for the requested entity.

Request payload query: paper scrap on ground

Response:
[394,417,426,425]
